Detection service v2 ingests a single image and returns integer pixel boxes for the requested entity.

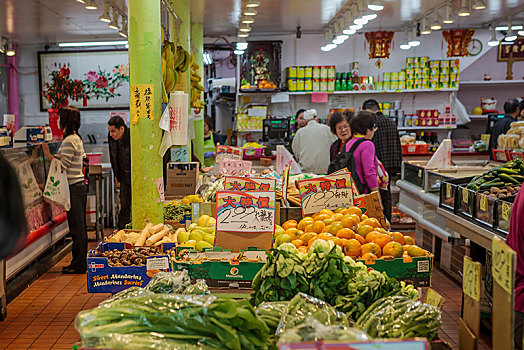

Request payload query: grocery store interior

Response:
[1,0,524,349]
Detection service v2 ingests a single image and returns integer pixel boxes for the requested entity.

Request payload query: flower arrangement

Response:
[42,65,85,109]
[83,64,129,102]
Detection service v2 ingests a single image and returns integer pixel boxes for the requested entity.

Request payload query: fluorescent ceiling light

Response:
[495,25,523,31]
[246,0,260,8]
[400,43,411,50]
[234,49,244,55]
[472,0,486,10]
[368,0,384,11]
[443,4,454,24]
[238,32,249,38]
[239,24,251,32]
[119,18,128,38]
[99,1,111,22]
[243,8,257,16]
[343,28,356,35]
[458,0,470,16]
[333,37,346,45]
[108,9,119,30]
[336,34,349,40]
[76,0,85,3]
[350,24,363,30]
[354,17,368,25]
[363,13,378,21]
[58,40,128,47]
[488,27,499,47]
[321,46,332,52]
[430,12,441,30]
[236,38,248,50]
[505,33,517,42]
[203,52,213,65]
[241,16,254,24]
[85,0,98,10]
[325,43,337,50]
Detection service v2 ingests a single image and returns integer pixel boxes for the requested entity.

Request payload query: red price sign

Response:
[225,176,276,192]
[298,173,354,216]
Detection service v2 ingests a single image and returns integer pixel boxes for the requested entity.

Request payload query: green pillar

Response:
[128,0,163,228]
[191,22,205,165]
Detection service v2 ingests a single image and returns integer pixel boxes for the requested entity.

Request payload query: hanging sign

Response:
[170,146,190,162]
[216,145,243,162]
[216,191,275,233]
[298,173,354,216]
[365,31,395,59]
[218,159,252,176]
[442,29,475,57]
[463,256,481,302]
[498,37,524,61]
[131,84,154,124]
[492,236,516,295]
[225,176,276,192]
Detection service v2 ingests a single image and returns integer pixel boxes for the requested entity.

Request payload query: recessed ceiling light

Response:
[430,12,442,30]
[85,0,98,10]
[245,0,260,8]
[368,0,384,11]
[458,0,470,16]
[472,0,486,10]
[443,3,454,24]
[243,8,257,16]
[99,1,111,22]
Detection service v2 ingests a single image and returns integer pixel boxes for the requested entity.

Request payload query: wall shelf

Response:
[238,88,458,96]
[460,80,524,86]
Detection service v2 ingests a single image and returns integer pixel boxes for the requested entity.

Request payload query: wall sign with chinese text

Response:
[218,160,252,176]
[498,38,524,61]
[216,145,243,162]
[225,176,276,192]
[131,84,154,124]
[216,191,275,233]
[298,173,354,216]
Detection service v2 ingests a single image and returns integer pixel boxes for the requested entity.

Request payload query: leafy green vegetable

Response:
[164,203,191,222]
[277,319,369,345]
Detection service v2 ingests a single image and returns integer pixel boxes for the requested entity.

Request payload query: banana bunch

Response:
[161,41,191,102]
[190,53,205,109]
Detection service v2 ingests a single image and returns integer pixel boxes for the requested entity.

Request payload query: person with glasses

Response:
[328,111,354,162]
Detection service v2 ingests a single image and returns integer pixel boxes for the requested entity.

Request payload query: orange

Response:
[375,228,388,234]
[322,224,331,233]
[298,246,308,254]
[311,213,320,220]
[361,252,378,264]
[365,230,380,243]
[341,216,358,230]
[390,232,405,245]
[291,239,303,248]
[307,236,321,248]
[361,214,369,221]
[344,239,361,257]
[282,220,298,231]
[382,241,403,258]
[298,218,314,231]
[356,225,374,238]
[404,236,415,245]
[328,222,344,235]
[311,220,326,234]
[320,209,334,216]
[361,242,382,257]
[346,206,363,218]
[316,214,328,221]
[300,232,317,245]
[348,214,361,224]
[333,238,346,247]
[323,217,335,226]
[361,218,381,229]
[304,224,314,233]
[334,207,345,213]
[374,233,393,249]
[336,228,355,240]
[354,234,366,245]
[285,228,299,239]
[332,213,344,222]
[403,245,411,251]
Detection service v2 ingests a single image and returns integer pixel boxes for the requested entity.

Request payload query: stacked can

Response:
[429,60,440,89]
[383,72,391,90]
[449,59,460,89]
[398,71,406,90]
[439,60,450,89]
[405,63,415,90]
[286,66,297,92]
[304,66,313,92]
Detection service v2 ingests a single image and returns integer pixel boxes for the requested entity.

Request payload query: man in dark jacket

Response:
[108,116,131,229]
[489,99,520,160]
[363,99,402,223]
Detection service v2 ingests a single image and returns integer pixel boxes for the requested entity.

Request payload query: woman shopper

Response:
[328,111,354,162]
[291,109,307,135]
[42,107,87,274]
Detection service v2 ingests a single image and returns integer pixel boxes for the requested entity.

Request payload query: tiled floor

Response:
[0,252,491,349]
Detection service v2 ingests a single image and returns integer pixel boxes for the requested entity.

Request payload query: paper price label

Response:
[463,256,481,302]
[216,191,275,233]
[216,145,243,162]
[480,195,488,211]
[298,173,354,216]
[492,237,516,295]
[146,256,169,271]
[219,160,252,176]
[418,169,422,178]
[225,176,276,192]
[424,288,444,309]
[445,183,451,199]
[462,188,469,204]
[501,201,511,221]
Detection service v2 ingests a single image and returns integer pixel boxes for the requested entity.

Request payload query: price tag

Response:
[501,201,511,222]
[216,191,275,233]
[216,145,243,162]
[463,256,481,302]
[492,236,516,295]
[462,188,469,204]
[154,177,165,203]
[418,169,422,178]
[480,194,488,211]
[218,159,252,176]
[424,288,445,308]
[298,173,354,216]
[282,166,290,206]
[446,183,451,198]
[225,176,276,192]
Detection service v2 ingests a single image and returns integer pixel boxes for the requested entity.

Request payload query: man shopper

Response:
[292,109,336,174]
[489,98,521,159]
[108,116,131,229]
[362,99,402,223]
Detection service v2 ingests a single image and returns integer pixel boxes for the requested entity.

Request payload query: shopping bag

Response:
[16,160,43,206]
[43,158,71,211]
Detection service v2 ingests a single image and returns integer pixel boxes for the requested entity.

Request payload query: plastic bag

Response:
[276,293,349,336]
[100,287,154,305]
[278,318,370,345]
[183,279,209,295]
[145,270,192,294]
[16,160,43,206]
[88,333,215,349]
[43,158,70,211]
[255,301,289,336]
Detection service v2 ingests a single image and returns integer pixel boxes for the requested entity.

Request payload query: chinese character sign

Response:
[219,160,252,176]
[442,29,475,57]
[216,145,243,162]
[298,173,354,216]
[225,176,276,192]
[131,84,154,125]
[498,38,524,61]
[216,191,275,233]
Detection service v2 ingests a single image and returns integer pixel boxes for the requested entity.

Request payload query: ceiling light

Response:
[108,9,119,30]
[236,37,248,50]
[6,42,15,56]
[400,43,411,50]
[333,37,346,45]
[400,26,411,49]
[443,3,454,24]
[234,49,244,55]
[58,40,128,47]
[472,0,486,10]
[119,18,127,38]
[241,16,254,24]
[326,43,337,50]
[354,17,368,25]
[368,0,384,11]
[203,52,213,65]
[239,23,251,32]
[75,0,85,3]
[85,0,98,10]
[495,25,523,31]
[505,19,518,41]
[363,13,378,21]
[245,0,260,8]
[238,32,249,38]
[488,27,499,47]
[321,46,331,52]
[243,8,257,16]
[343,28,356,35]
[350,24,363,30]
[421,18,431,35]
[430,12,442,30]
[458,0,470,16]
[409,24,421,46]
[99,1,111,22]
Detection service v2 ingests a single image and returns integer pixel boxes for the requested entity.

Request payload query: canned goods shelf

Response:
[398,126,456,131]
[460,80,524,86]
[241,88,459,96]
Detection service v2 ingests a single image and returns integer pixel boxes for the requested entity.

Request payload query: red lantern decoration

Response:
[365,31,395,59]
[442,29,475,57]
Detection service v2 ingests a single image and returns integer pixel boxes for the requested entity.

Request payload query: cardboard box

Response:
[173,247,266,288]
[87,242,174,293]
[357,255,434,287]
[166,162,199,197]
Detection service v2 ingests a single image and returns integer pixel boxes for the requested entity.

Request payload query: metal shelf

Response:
[398,126,456,131]
[239,88,458,96]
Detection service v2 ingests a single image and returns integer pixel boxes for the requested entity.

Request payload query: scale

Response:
[262,118,290,156]
[14,126,53,143]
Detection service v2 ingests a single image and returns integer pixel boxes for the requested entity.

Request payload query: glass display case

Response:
[495,196,514,236]
[402,161,427,187]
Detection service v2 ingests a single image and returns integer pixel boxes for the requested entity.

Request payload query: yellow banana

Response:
[161,26,165,44]
[174,47,185,70]
[161,57,167,83]
[194,83,204,91]
[162,81,168,104]
[179,50,190,72]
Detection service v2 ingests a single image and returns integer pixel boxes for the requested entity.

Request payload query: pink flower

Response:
[87,71,99,82]
[95,76,108,89]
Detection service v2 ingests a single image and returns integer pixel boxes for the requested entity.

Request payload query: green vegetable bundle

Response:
[255,301,289,336]
[467,158,524,191]
[76,294,271,350]
[277,319,369,345]
[356,295,441,339]
[164,203,191,222]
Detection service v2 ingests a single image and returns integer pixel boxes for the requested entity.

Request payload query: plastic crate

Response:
[510,152,524,161]
[242,147,264,160]
[402,144,429,155]
[86,153,102,165]
[492,149,511,162]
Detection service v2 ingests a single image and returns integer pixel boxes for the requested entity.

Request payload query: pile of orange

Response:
[258,79,277,89]
[275,206,429,262]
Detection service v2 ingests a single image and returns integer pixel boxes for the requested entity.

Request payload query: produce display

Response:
[161,39,191,97]
[163,195,202,222]
[175,215,217,251]
[105,222,177,246]
[201,177,225,202]
[275,206,429,262]
[467,158,523,196]
[190,59,205,109]
[97,247,163,267]
[497,121,524,151]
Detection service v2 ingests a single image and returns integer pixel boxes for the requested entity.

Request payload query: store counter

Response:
[402,151,490,162]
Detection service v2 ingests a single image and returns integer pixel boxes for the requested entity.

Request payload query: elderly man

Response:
[292,109,336,174]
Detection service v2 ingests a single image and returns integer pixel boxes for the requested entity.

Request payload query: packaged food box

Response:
[358,255,434,287]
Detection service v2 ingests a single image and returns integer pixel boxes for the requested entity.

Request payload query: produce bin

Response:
[439,176,474,213]
[402,161,426,188]
[495,196,515,236]
[357,255,433,288]
[474,192,496,227]
[458,186,476,219]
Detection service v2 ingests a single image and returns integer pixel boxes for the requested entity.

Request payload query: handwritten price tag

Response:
[463,256,481,302]
[225,176,276,192]
[492,236,516,295]
[446,183,451,199]
[216,191,275,233]
[418,169,423,178]
[298,173,354,216]
[424,288,444,309]
[501,201,511,222]
[218,160,252,176]
[216,145,243,162]
[480,194,488,211]
[462,188,469,204]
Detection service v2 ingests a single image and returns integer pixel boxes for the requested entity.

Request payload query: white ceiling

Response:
[1,0,524,46]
